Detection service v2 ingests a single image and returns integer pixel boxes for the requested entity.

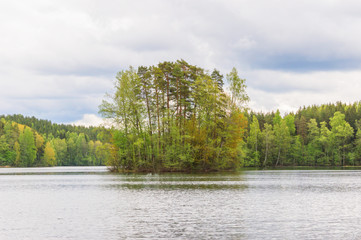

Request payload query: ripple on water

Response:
[0,168,360,239]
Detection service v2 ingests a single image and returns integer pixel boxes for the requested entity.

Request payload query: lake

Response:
[0,167,360,239]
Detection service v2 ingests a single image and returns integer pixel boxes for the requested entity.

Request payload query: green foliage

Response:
[307,119,321,165]
[329,112,354,165]
[52,138,67,165]
[244,105,361,167]
[0,114,104,141]
[0,117,111,167]
[284,114,296,135]
[246,116,261,166]
[226,67,249,108]
[19,127,37,167]
[100,60,249,172]
[261,123,274,167]
[0,136,11,165]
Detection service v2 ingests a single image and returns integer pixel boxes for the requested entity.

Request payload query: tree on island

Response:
[99,60,249,172]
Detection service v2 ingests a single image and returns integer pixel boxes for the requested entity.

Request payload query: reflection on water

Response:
[0,166,109,174]
[0,167,360,239]
[107,182,247,190]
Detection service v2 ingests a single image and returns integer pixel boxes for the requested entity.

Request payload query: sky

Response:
[1,0,361,126]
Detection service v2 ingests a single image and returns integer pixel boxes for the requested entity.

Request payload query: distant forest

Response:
[244,102,361,167]
[0,114,112,167]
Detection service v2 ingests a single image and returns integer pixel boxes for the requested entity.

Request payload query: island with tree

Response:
[99,60,249,172]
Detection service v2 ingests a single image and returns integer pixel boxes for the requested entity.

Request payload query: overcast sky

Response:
[1,0,361,126]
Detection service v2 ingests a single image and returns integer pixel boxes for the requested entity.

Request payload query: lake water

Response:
[1,167,361,239]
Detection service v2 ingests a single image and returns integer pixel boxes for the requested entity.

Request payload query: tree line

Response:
[244,102,361,167]
[0,117,112,167]
[0,114,103,141]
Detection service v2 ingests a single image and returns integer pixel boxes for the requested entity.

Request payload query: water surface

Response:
[0,167,360,239]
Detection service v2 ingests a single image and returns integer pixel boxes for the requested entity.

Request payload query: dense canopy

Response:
[244,102,361,167]
[99,60,249,172]
[0,115,112,167]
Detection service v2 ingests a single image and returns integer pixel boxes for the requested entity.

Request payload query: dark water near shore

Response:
[1,167,361,239]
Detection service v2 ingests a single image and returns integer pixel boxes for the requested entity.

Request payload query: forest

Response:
[100,60,361,172]
[0,115,112,167]
[244,102,361,167]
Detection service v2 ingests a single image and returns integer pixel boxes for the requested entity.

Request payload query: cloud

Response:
[1,0,361,123]
[0,68,113,123]
[70,114,104,127]
[247,70,361,113]
[3,0,361,73]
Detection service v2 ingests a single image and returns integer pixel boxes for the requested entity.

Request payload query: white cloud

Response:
[70,114,104,127]
[247,70,361,113]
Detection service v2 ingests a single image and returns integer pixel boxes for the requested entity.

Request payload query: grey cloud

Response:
[4,0,361,73]
[37,66,119,77]
[248,55,361,72]
[247,70,361,114]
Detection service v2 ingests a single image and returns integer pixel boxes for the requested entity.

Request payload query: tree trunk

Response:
[156,85,161,156]
[275,147,281,167]
[263,140,269,167]
[166,73,170,135]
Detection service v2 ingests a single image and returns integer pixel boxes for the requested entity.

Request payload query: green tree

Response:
[273,113,291,166]
[66,132,78,166]
[19,127,37,167]
[75,133,88,165]
[0,136,10,165]
[296,115,308,144]
[354,121,361,165]
[284,114,296,135]
[247,115,261,166]
[262,123,274,167]
[329,111,354,166]
[290,135,303,165]
[14,141,21,167]
[95,141,109,165]
[307,119,321,166]
[52,138,67,165]
[319,121,331,165]
[226,67,249,108]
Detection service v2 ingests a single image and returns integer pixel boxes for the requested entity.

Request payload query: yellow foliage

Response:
[35,133,44,149]
[13,122,26,133]
[225,111,248,158]
[43,142,56,166]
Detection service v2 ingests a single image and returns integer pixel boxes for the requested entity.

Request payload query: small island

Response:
[99,60,249,172]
